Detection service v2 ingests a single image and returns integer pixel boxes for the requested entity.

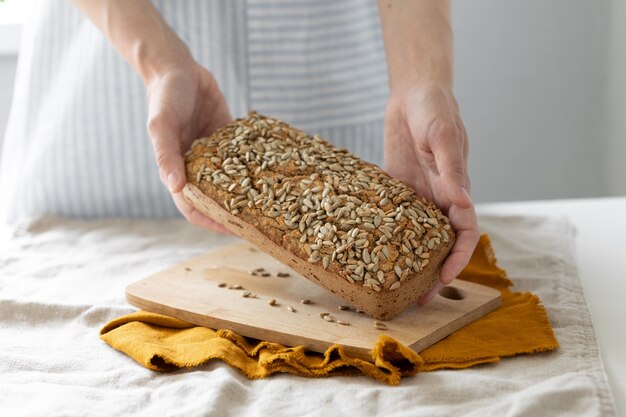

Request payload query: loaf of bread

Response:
[183,112,455,320]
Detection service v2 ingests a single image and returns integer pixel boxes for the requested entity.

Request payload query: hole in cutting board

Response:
[438,286,467,301]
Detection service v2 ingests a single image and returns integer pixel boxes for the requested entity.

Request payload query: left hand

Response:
[383,84,480,304]
[146,62,233,234]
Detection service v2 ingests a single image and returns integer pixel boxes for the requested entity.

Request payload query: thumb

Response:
[147,116,186,193]
[432,137,472,209]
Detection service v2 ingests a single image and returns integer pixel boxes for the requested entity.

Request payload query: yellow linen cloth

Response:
[100,235,559,385]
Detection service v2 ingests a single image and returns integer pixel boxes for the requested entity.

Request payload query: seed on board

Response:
[261,272,271,277]
[242,291,252,298]
[276,272,290,277]
[288,306,296,313]
[337,305,350,311]
[323,315,334,322]
[355,309,365,314]
[301,299,312,305]
[336,320,350,326]
[268,299,277,306]
[184,267,191,272]
[229,284,243,290]
[319,312,330,318]
[217,282,227,288]
[374,321,388,330]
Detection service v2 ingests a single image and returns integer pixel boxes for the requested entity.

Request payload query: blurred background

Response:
[1,0,624,203]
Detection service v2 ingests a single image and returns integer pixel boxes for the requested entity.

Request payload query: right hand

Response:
[145,61,233,233]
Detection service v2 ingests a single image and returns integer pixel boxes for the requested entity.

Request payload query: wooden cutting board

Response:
[126,242,501,360]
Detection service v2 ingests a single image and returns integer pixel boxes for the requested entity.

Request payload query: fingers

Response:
[147,114,186,194]
[171,192,233,235]
[148,115,231,235]
[439,202,480,284]
[429,121,471,208]
[417,190,479,306]
[417,281,445,306]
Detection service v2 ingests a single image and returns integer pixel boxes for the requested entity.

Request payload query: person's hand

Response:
[384,84,480,304]
[72,0,230,231]
[146,61,232,233]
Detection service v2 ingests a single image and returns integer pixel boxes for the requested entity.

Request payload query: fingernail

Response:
[166,172,178,191]
[458,186,473,205]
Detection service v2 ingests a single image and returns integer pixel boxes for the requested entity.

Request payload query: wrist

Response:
[387,52,453,95]
[133,37,195,87]
[388,79,453,105]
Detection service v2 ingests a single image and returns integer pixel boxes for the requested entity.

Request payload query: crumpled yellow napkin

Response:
[100,235,559,385]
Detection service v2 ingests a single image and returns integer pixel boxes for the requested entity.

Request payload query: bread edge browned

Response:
[183,183,454,320]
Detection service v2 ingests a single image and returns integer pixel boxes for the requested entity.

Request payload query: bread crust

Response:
[184,113,455,320]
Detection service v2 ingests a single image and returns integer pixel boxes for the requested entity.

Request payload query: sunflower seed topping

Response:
[187,112,453,295]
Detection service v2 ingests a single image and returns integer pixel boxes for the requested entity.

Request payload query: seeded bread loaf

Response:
[183,112,455,320]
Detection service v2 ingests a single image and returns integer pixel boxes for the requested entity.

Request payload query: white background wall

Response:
[0,1,623,203]
[453,0,612,202]
[608,0,626,196]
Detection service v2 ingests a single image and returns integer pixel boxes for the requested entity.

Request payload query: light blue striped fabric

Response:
[0,0,388,222]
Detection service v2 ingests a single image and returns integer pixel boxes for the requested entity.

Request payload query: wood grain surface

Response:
[126,242,501,360]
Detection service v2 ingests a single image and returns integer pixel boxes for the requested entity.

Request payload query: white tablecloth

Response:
[0,214,616,417]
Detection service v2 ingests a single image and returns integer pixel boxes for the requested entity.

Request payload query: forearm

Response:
[377,0,453,92]
[72,0,192,85]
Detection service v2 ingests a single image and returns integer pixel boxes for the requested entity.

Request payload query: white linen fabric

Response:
[0,0,387,222]
[0,215,616,417]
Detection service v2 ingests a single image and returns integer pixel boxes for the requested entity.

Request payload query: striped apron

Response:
[0,0,389,221]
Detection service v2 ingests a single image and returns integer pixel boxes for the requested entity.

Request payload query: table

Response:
[478,197,626,416]
[0,197,621,416]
